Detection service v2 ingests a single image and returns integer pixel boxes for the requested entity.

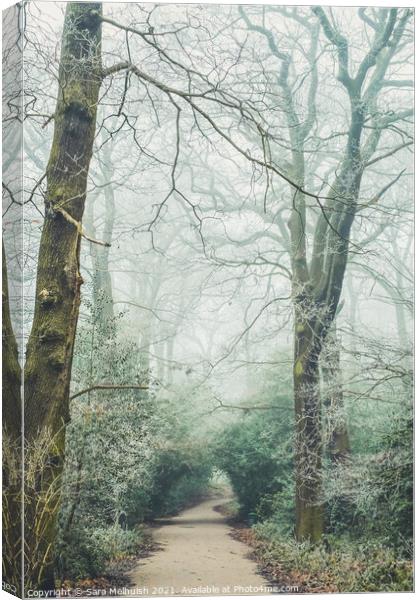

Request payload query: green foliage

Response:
[56,525,146,580]
[56,300,213,582]
[251,524,413,592]
[215,359,413,593]
[255,478,295,531]
[148,442,213,517]
[214,408,293,524]
[371,410,413,549]
[324,407,413,553]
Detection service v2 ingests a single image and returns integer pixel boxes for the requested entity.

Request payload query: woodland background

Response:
[2,1,413,594]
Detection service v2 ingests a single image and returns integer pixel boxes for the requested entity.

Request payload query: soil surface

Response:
[127,496,274,596]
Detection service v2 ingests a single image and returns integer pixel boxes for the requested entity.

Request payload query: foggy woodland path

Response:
[1,3,413,595]
[128,495,272,595]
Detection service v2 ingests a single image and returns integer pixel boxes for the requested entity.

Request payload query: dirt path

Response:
[128,496,274,596]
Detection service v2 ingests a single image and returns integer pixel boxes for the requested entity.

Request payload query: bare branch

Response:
[54,207,111,247]
[70,384,149,401]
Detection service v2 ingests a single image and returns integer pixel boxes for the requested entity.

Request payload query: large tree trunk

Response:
[2,4,24,591]
[293,306,323,542]
[2,244,22,592]
[2,247,21,448]
[23,3,102,591]
[288,172,326,542]
[322,323,350,462]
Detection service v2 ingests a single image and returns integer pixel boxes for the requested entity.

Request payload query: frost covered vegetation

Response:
[216,406,413,592]
[2,1,413,594]
[56,303,214,582]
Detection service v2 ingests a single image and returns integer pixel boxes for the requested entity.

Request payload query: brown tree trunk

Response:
[23,3,102,591]
[293,309,323,542]
[322,324,350,462]
[2,246,21,443]
[2,4,23,590]
[288,175,326,542]
[2,244,22,593]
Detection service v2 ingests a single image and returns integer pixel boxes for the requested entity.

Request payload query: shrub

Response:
[215,410,293,523]
[148,441,213,517]
[323,408,413,553]
[56,525,146,580]
[250,525,413,592]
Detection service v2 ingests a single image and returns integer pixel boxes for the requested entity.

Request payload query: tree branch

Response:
[54,207,111,247]
[312,6,352,89]
[364,141,412,168]
[354,9,397,89]
[70,384,149,401]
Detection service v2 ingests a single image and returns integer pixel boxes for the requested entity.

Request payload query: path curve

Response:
[128,497,273,596]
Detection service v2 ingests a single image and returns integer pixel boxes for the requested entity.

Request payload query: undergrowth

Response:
[237,522,413,593]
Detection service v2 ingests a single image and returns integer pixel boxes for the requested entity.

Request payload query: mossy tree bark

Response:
[2,5,24,591]
[293,313,324,542]
[2,243,22,592]
[2,243,21,449]
[23,3,102,591]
